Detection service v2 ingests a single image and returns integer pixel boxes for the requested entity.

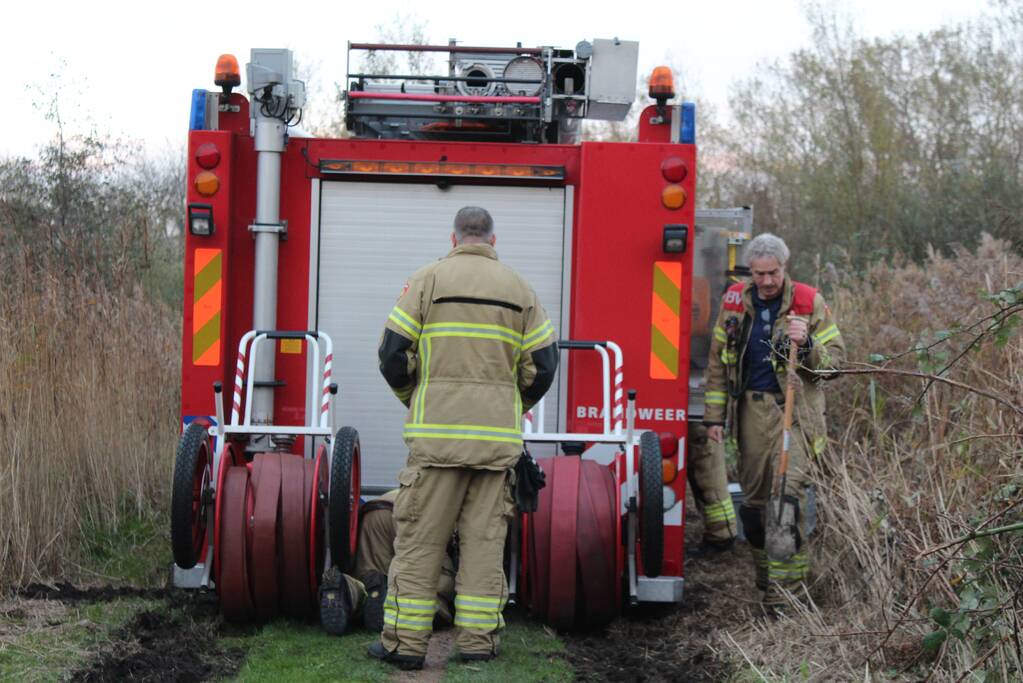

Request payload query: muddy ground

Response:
[562,511,754,683]
[11,585,246,682]
[8,511,754,682]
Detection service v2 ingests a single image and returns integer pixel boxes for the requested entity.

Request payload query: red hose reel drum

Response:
[212,429,360,622]
[525,456,621,630]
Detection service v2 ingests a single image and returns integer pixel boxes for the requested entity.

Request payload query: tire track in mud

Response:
[15,584,245,682]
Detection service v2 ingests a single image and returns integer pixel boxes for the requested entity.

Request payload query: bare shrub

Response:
[722,235,1023,680]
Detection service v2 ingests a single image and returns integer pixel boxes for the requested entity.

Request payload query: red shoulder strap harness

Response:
[790,281,817,316]
[722,283,745,313]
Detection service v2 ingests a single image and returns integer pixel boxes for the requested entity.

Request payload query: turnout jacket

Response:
[704,277,845,454]
[378,243,558,470]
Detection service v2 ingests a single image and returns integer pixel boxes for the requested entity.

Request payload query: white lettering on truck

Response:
[575,406,686,421]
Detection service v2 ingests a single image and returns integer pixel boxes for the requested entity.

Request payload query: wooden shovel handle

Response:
[775,339,801,480]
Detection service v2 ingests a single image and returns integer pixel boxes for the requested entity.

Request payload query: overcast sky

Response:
[3,0,990,158]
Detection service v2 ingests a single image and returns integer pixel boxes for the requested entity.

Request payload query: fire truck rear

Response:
[171,39,749,629]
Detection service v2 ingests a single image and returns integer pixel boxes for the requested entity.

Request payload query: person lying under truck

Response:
[319,489,456,635]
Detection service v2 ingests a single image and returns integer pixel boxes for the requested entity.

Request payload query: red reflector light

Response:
[195,143,221,170]
[661,157,687,183]
[658,432,678,457]
[662,184,686,209]
[194,171,220,197]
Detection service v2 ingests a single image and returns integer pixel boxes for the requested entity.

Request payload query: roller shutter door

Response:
[316,181,567,489]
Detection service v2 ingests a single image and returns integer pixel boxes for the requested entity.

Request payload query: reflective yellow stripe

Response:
[523,320,554,350]
[720,350,738,364]
[414,336,431,423]
[384,614,433,631]
[391,306,422,334]
[703,499,736,522]
[767,553,809,581]
[406,423,520,434]
[388,313,420,339]
[454,614,504,629]
[713,326,727,343]
[423,323,522,349]
[385,596,436,613]
[705,391,727,406]
[456,594,505,608]
[404,430,523,444]
[813,324,840,345]
[394,386,413,401]
[524,320,553,343]
[385,595,435,606]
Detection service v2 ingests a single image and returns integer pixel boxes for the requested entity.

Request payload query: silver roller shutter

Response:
[314,181,568,489]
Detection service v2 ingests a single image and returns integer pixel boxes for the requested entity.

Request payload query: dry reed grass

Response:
[0,254,179,589]
[719,235,1023,680]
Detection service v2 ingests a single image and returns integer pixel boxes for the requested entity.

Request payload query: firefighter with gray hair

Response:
[370,205,558,669]
[704,232,844,605]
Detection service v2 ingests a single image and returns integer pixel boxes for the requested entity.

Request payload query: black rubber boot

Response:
[459,650,498,663]
[367,640,425,670]
[685,537,736,559]
[362,570,388,634]
[319,566,351,636]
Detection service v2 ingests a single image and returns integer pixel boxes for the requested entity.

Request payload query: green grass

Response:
[223,618,571,682]
[443,619,572,682]
[0,597,162,682]
[224,623,393,682]
[76,502,170,586]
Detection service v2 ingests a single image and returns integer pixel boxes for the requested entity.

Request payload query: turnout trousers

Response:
[737,391,811,599]
[382,465,513,658]
[687,422,738,543]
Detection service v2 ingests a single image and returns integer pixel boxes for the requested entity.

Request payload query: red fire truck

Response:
[170,40,750,628]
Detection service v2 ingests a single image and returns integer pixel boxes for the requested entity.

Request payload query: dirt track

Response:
[12,585,245,682]
[563,531,752,682]
[9,510,752,682]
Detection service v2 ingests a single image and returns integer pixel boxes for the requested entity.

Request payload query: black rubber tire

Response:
[328,426,360,571]
[171,421,212,569]
[639,430,664,577]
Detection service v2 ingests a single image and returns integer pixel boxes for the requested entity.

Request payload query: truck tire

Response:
[328,426,361,571]
[171,421,212,569]
[639,430,664,577]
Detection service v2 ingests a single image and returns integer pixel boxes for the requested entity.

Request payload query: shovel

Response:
[765,330,801,560]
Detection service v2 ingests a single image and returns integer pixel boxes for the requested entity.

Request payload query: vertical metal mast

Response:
[245,49,304,431]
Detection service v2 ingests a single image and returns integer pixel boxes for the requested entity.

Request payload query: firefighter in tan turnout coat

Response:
[369,206,558,670]
[704,233,844,604]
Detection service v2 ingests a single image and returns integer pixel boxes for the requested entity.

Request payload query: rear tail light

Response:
[662,459,678,484]
[195,143,221,170]
[658,432,679,457]
[661,184,686,209]
[661,157,687,182]
[194,171,220,197]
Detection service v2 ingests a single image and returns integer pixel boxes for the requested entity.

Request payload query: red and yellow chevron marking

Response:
[192,248,222,366]
[650,261,681,379]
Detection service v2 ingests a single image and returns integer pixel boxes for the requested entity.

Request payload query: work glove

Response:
[513,450,546,513]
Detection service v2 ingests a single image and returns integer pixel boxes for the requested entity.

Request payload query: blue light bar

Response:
[680,102,696,145]
[189,89,208,131]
